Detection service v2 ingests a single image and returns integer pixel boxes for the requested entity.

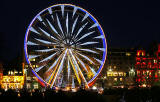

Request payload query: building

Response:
[0,62,3,87]
[0,57,25,90]
[1,74,24,90]
[135,44,160,87]
[98,48,136,88]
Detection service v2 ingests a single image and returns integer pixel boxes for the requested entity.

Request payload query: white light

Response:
[109,68,112,71]
[130,69,134,72]
[92,86,97,90]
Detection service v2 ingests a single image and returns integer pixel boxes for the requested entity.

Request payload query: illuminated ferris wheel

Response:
[24,4,107,88]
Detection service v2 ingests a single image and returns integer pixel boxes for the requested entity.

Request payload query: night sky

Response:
[0,0,160,62]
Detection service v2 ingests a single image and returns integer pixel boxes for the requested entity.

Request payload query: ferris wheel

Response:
[24,4,107,88]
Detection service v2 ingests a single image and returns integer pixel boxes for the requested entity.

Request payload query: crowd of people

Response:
[0,86,160,102]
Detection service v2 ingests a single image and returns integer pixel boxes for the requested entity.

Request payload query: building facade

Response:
[135,44,160,87]
[97,48,136,88]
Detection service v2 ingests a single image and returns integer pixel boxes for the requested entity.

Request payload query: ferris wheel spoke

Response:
[35,48,58,53]
[77,48,99,54]
[89,23,98,29]
[96,48,106,52]
[37,15,46,26]
[75,31,95,42]
[77,41,98,46]
[47,51,64,84]
[35,65,45,72]
[82,13,89,22]
[61,5,64,17]
[73,22,88,40]
[67,57,70,81]
[34,38,55,45]
[46,19,62,40]
[89,66,96,75]
[76,52,94,65]
[45,54,62,82]
[39,52,58,63]
[50,49,68,88]
[48,8,52,14]
[71,16,79,35]
[67,51,81,85]
[93,57,104,65]
[28,39,56,47]
[30,27,40,34]
[38,27,59,42]
[27,41,39,46]
[46,55,61,73]
[69,49,89,88]
[72,6,78,18]
[37,15,43,21]
[28,55,40,59]
[75,56,88,72]
[66,13,69,35]
[29,38,63,48]
[56,14,65,38]
[74,51,96,74]
[94,35,105,39]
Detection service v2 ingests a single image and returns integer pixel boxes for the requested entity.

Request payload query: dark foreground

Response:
[0,86,160,102]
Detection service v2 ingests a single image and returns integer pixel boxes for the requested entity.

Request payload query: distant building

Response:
[1,75,24,90]
[135,44,160,87]
[0,60,25,90]
[98,48,136,88]
[0,62,3,87]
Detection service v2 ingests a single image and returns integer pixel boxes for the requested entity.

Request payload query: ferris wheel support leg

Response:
[69,49,89,89]
[50,49,68,88]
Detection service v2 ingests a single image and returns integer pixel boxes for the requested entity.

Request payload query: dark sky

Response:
[0,0,160,61]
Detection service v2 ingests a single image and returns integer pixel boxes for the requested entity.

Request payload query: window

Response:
[33,83,38,89]
[120,78,123,81]
[113,72,118,76]
[114,78,117,81]
[126,52,131,56]
[26,77,31,81]
[26,83,31,89]
[119,72,123,76]
[107,72,113,76]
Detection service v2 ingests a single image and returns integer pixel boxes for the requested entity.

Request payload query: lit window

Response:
[114,66,116,69]
[26,77,31,81]
[137,52,140,56]
[107,72,113,76]
[120,78,123,81]
[26,83,31,89]
[33,83,38,89]
[114,78,117,81]
[113,72,118,76]
[119,72,123,76]
[126,52,131,56]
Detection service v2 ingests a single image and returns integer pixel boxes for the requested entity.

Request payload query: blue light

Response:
[24,4,107,87]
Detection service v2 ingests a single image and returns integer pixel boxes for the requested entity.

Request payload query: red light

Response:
[142,58,146,60]
[142,62,146,65]
[136,57,141,61]
[148,62,151,65]
[136,62,140,65]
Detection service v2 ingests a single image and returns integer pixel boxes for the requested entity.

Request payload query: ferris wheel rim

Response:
[24,4,107,87]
